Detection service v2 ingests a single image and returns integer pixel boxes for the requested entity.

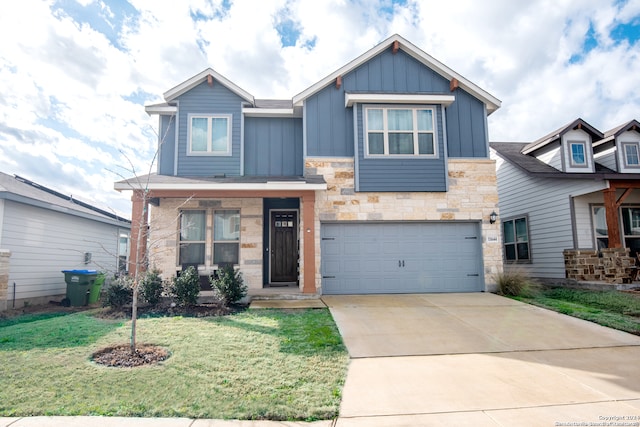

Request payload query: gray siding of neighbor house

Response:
[356,104,447,192]
[244,117,303,176]
[176,81,243,177]
[492,149,607,279]
[304,49,489,159]
[158,115,176,175]
[1,200,125,303]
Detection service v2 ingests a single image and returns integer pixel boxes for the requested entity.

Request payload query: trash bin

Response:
[62,270,98,306]
[88,272,106,304]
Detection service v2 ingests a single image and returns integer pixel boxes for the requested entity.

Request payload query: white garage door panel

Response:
[321,222,483,294]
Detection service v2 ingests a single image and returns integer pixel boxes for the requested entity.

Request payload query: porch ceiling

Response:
[114,174,327,192]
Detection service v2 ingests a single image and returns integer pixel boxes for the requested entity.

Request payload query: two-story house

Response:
[491,119,640,283]
[115,34,503,295]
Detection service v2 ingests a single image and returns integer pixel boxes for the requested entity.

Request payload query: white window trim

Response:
[568,140,588,167]
[187,114,232,156]
[622,142,640,168]
[363,105,438,159]
[502,215,531,263]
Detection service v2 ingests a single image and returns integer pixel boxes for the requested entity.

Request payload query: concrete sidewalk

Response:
[324,293,640,426]
[0,418,332,427]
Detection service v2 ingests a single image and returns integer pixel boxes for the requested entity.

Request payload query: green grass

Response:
[515,287,640,335]
[0,308,349,420]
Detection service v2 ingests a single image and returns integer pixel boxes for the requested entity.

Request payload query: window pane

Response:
[368,133,384,154]
[593,207,608,237]
[181,211,205,241]
[418,133,434,155]
[417,110,433,131]
[505,244,516,260]
[179,243,205,264]
[516,243,530,260]
[214,210,240,241]
[389,133,414,154]
[388,109,413,131]
[622,208,640,235]
[625,144,639,165]
[191,118,209,152]
[211,118,229,152]
[571,143,585,165]
[214,243,239,264]
[367,109,383,131]
[515,218,528,242]
[503,221,515,243]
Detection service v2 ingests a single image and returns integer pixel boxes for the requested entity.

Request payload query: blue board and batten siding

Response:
[158,115,176,175]
[175,81,244,177]
[305,50,489,191]
[355,103,447,192]
[244,117,303,176]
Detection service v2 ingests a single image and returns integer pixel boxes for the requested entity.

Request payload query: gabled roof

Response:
[491,142,640,180]
[163,68,255,104]
[522,118,603,155]
[0,172,130,227]
[595,119,640,146]
[292,34,502,114]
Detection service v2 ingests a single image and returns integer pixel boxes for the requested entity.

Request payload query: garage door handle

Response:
[322,238,335,240]
[467,273,479,276]
[322,276,336,279]
[465,236,478,239]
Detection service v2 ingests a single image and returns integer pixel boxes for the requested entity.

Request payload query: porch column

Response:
[603,187,622,248]
[129,189,149,279]
[301,191,317,294]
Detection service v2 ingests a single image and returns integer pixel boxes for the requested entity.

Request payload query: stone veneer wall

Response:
[0,250,9,311]
[305,158,503,293]
[563,248,636,284]
[148,198,263,290]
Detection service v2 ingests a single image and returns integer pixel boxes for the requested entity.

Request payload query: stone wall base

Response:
[563,248,636,284]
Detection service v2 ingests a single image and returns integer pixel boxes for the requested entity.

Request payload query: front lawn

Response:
[515,287,640,335]
[0,308,349,420]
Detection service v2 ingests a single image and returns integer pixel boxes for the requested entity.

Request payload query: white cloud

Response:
[0,0,638,219]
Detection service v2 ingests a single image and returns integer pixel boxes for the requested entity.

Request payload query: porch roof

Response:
[114,174,327,192]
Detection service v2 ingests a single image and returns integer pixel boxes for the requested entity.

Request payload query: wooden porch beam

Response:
[616,187,634,208]
[603,187,622,248]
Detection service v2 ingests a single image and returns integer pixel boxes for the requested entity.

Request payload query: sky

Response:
[0,0,639,219]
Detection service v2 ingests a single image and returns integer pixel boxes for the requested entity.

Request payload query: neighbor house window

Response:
[592,206,608,250]
[188,115,232,156]
[623,143,640,167]
[179,210,206,265]
[621,207,640,257]
[365,107,436,157]
[502,216,530,262]
[213,210,240,265]
[569,141,587,166]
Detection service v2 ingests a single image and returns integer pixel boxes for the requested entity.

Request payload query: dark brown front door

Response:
[270,211,298,283]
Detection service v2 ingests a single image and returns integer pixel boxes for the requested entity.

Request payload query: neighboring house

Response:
[491,118,640,281]
[115,34,503,295]
[0,172,131,310]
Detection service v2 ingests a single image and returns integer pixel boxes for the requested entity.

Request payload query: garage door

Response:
[321,222,483,294]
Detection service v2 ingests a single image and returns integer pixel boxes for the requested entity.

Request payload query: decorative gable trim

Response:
[344,93,455,108]
[145,103,177,115]
[242,107,301,118]
[522,118,603,155]
[292,34,501,114]
[163,68,255,104]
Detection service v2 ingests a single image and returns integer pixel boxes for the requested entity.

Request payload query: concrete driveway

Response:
[322,293,640,427]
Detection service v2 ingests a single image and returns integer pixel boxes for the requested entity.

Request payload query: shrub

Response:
[211,265,247,306]
[172,266,200,306]
[494,269,537,297]
[103,276,133,309]
[140,269,164,306]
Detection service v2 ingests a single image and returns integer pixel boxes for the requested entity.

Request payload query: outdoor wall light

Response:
[489,211,498,224]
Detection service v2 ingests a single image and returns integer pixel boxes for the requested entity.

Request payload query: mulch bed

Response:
[92,344,170,367]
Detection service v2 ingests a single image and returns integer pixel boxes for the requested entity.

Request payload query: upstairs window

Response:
[569,141,587,166]
[213,210,240,265]
[623,143,640,167]
[188,115,232,156]
[365,107,436,157]
[502,216,530,262]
